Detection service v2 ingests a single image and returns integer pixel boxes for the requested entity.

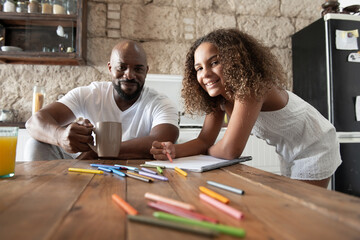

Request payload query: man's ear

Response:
[146,65,149,74]
[107,62,112,73]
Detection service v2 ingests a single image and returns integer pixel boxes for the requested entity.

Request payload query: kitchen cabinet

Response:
[0,0,87,65]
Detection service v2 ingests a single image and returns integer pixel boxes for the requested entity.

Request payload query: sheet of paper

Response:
[336,29,359,50]
[145,155,252,172]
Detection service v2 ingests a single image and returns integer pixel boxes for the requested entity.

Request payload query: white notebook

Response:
[145,155,252,172]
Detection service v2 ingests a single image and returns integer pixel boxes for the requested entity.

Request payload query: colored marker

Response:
[140,164,165,168]
[112,193,138,215]
[112,169,126,177]
[138,171,168,181]
[144,192,195,211]
[148,201,219,224]
[199,186,230,204]
[90,164,121,170]
[114,164,138,171]
[166,152,173,163]
[98,166,113,173]
[207,180,245,195]
[153,212,246,238]
[68,168,103,174]
[174,167,187,177]
[141,167,157,175]
[126,171,154,182]
[156,166,163,174]
[162,143,173,163]
[125,172,152,183]
[127,215,218,237]
[199,193,244,220]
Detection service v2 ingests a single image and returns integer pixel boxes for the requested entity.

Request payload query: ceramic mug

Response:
[88,122,122,158]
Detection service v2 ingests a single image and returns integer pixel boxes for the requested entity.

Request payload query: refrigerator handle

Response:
[356,96,360,121]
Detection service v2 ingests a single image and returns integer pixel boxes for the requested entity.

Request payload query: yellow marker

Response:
[68,168,104,174]
[199,186,229,204]
[174,167,187,177]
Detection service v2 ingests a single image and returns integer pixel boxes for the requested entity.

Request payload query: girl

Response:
[150,28,341,188]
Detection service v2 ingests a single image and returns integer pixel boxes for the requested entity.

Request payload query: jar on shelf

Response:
[16,1,27,13]
[32,86,45,115]
[66,0,76,15]
[53,0,65,14]
[41,0,52,14]
[3,0,16,12]
[28,0,39,13]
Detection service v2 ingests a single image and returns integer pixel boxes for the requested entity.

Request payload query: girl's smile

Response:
[194,42,226,97]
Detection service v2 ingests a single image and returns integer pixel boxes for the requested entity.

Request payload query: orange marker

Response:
[199,186,230,204]
[112,194,138,215]
[162,143,173,163]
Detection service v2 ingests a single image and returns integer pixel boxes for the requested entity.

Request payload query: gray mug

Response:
[88,122,122,158]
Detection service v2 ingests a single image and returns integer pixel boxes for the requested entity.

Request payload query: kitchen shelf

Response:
[0,0,87,65]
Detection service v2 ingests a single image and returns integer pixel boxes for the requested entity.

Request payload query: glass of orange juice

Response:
[0,127,18,178]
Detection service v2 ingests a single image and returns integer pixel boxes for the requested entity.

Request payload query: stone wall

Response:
[0,0,324,122]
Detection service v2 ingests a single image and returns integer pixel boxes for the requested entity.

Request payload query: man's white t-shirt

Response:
[58,82,179,141]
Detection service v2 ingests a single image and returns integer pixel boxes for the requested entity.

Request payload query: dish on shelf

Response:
[1,46,23,52]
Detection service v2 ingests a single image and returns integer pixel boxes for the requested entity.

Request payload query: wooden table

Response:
[0,160,359,240]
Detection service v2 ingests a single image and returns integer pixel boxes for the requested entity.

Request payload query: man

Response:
[25,40,179,160]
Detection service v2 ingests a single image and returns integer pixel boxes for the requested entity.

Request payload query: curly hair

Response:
[182,28,287,115]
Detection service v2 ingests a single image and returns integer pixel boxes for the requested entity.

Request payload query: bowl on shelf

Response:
[1,46,23,52]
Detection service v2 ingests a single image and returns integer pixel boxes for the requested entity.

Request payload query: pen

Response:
[112,193,138,215]
[147,201,219,224]
[141,167,157,175]
[137,171,168,181]
[199,193,244,220]
[156,166,163,174]
[127,215,218,237]
[125,172,152,183]
[144,192,195,211]
[112,169,126,177]
[174,167,187,177]
[68,168,103,174]
[90,164,121,170]
[199,186,230,204]
[207,180,245,195]
[153,212,246,238]
[114,164,138,171]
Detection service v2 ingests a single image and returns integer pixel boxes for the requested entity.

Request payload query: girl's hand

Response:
[150,141,175,160]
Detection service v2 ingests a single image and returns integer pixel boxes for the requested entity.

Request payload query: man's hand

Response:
[76,150,98,160]
[56,118,94,153]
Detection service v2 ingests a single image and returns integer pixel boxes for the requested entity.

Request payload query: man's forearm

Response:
[26,112,64,146]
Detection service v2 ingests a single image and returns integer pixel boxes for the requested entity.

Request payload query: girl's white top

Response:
[251,91,342,180]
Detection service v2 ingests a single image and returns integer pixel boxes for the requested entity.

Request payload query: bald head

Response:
[110,40,148,67]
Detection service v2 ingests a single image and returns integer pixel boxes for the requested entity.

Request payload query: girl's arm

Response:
[208,97,263,159]
[151,109,224,159]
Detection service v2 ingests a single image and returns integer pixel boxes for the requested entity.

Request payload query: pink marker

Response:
[199,193,244,220]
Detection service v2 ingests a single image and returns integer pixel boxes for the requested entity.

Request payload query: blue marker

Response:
[114,164,138,171]
[98,167,113,173]
[112,169,126,177]
[90,164,121,170]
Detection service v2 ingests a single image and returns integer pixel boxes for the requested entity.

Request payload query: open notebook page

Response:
[145,155,252,172]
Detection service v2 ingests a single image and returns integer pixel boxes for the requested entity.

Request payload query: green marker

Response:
[140,164,165,168]
[153,212,246,238]
[156,166,163,174]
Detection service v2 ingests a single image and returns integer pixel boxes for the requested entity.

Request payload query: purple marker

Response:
[138,171,168,181]
[141,167,157,175]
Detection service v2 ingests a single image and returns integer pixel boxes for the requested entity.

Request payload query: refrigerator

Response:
[292,13,360,197]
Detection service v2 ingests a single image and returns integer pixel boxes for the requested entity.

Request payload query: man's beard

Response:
[113,79,143,101]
